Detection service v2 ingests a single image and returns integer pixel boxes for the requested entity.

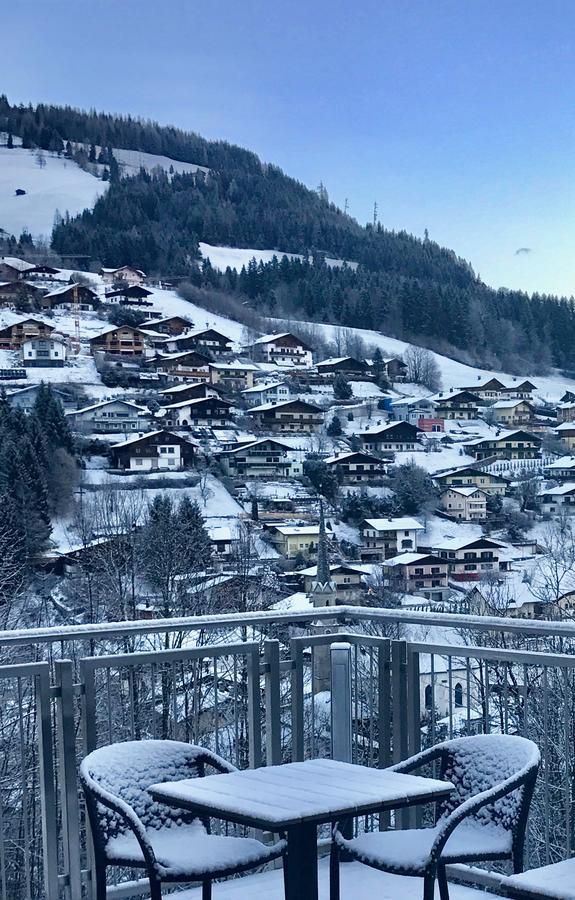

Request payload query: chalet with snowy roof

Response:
[561,390,575,404]
[161,396,232,428]
[490,398,534,426]
[316,356,370,376]
[164,328,233,356]
[142,315,193,335]
[381,357,408,380]
[0,280,45,308]
[539,483,575,516]
[109,430,196,471]
[40,283,98,311]
[207,524,237,558]
[104,284,153,306]
[359,420,421,453]
[323,450,387,483]
[433,536,509,581]
[0,318,55,350]
[21,336,67,368]
[66,399,148,433]
[544,456,575,481]
[0,257,35,280]
[440,486,487,521]
[247,399,324,432]
[158,382,223,404]
[250,332,313,367]
[100,266,146,286]
[433,466,507,496]
[360,517,424,561]
[265,522,332,558]
[153,350,212,381]
[241,381,290,407]
[208,361,256,390]
[556,401,575,423]
[458,378,507,400]
[555,422,575,451]
[382,552,449,598]
[464,429,541,461]
[297,563,367,602]
[390,397,437,426]
[90,325,148,356]
[432,390,481,420]
[6,383,68,412]
[25,264,60,278]
[219,438,297,478]
[500,380,537,399]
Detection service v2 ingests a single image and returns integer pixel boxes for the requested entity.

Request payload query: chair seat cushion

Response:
[106,820,285,877]
[502,859,575,899]
[336,820,512,874]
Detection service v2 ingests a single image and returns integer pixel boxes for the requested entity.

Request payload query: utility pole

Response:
[373,201,378,228]
[344,198,349,216]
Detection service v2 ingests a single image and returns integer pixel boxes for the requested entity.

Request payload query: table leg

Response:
[285,823,318,900]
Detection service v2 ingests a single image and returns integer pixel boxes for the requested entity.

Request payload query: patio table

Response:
[151,757,454,900]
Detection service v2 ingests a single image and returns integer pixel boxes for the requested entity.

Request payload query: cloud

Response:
[514,247,533,256]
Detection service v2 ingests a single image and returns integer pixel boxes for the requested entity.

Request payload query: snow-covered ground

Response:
[0,147,106,239]
[199,241,359,272]
[112,147,208,177]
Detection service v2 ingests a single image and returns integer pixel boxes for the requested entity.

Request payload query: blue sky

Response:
[3,0,575,296]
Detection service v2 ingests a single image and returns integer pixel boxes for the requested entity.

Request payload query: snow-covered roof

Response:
[241,381,288,394]
[111,430,197,449]
[270,524,325,536]
[221,438,291,453]
[249,399,321,413]
[545,456,575,469]
[491,398,531,409]
[363,517,424,532]
[207,524,235,542]
[44,283,97,299]
[101,266,146,276]
[383,552,444,566]
[430,389,480,402]
[252,332,293,345]
[317,356,364,367]
[433,535,506,551]
[144,316,193,327]
[555,422,575,432]
[209,360,257,371]
[441,486,486,497]
[360,421,419,436]
[297,563,366,576]
[390,396,434,407]
[67,398,147,416]
[156,350,211,362]
[540,482,575,496]
[323,451,381,464]
[0,257,34,272]
[163,396,230,410]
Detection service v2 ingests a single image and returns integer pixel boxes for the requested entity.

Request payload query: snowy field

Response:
[112,147,209,177]
[170,858,493,899]
[199,241,359,272]
[0,147,106,239]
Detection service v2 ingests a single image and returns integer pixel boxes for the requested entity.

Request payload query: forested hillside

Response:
[2,95,575,373]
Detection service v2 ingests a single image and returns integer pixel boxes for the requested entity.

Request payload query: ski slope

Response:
[0,147,107,239]
[199,242,358,272]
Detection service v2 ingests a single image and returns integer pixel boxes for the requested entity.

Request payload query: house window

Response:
[454,683,463,708]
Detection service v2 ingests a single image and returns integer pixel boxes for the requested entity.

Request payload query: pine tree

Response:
[327,415,343,437]
[6,132,13,149]
[333,374,352,400]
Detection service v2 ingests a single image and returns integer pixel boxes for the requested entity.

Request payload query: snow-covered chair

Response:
[330,734,540,900]
[80,740,287,900]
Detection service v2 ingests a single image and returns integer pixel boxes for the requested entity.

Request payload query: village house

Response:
[440,486,487,521]
[544,456,575,481]
[248,399,324,432]
[219,438,298,479]
[382,552,449,599]
[100,266,146,286]
[162,328,234,357]
[539,483,575,516]
[433,466,508,496]
[265,523,330,557]
[142,316,194,336]
[153,350,212,382]
[433,536,509,581]
[500,380,537,400]
[157,382,223,404]
[6,383,69,412]
[0,317,55,350]
[241,381,291,407]
[360,517,424,561]
[21,336,68,367]
[207,525,237,558]
[109,429,197,471]
[250,332,314,367]
[208,361,256,391]
[298,563,367,602]
[66,399,148,433]
[0,280,45,308]
[0,257,35,280]
[90,325,148,357]
[555,422,575,451]
[464,429,541,461]
[557,401,575,423]
[359,420,421,453]
[161,396,233,428]
[458,377,507,401]
[489,398,534,426]
[40,283,98,311]
[390,397,437,426]
[316,356,370,377]
[381,357,408,381]
[323,450,387,483]
[432,390,481,420]
[104,284,154,306]
[25,264,61,279]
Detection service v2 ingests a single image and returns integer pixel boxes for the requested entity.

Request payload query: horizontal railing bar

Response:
[408,642,575,667]
[0,661,50,678]
[3,605,575,650]
[78,641,260,670]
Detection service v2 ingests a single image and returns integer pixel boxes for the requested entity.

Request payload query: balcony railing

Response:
[3,605,575,899]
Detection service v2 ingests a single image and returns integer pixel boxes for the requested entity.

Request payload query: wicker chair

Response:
[80,740,287,900]
[331,734,540,900]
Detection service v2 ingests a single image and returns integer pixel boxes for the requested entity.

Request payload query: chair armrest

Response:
[80,769,157,872]
[429,764,539,863]
[199,749,237,775]
[387,745,444,774]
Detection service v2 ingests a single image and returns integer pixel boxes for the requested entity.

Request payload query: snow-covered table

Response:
[151,757,454,900]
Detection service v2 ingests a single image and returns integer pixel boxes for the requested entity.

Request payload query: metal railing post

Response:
[291,641,305,761]
[264,640,282,766]
[54,659,83,900]
[36,667,59,900]
[331,642,352,763]
[247,647,262,769]
[392,640,409,828]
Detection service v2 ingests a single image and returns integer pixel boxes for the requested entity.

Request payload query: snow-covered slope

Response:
[113,148,209,177]
[0,147,107,239]
[199,242,358,272]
